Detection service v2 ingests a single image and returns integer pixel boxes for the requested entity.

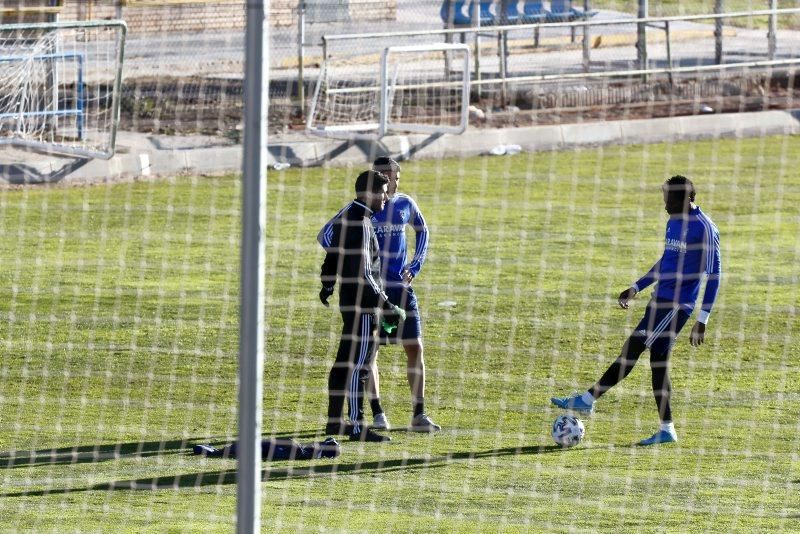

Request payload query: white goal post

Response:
[0,20,127,160]
[307,42,470,140]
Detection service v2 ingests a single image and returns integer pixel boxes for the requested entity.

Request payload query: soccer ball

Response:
[551,415,585,448]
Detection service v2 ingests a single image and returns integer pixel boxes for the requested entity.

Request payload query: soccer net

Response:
[307,43,470,139]
[1,1,799,532]
[0,21,126,159]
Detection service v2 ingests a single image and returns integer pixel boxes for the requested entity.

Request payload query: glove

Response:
[381,304,406,334]
[319,285,334,307]
[617,287,637,309]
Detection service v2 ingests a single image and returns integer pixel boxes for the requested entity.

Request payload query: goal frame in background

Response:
[380,43,471,137]
[0,20,127,160]
[306,42,470,140]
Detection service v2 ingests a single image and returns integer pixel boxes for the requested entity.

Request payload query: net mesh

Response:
[385,45,469,132]
[0,30,59,138]
[307,44,469,137]
[0,22,125,159]
[0,1,799,532]
[308,57,383,133]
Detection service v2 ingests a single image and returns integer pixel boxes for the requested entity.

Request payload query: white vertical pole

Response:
[297,1,306,117]
[379,48,388,138]
[472,1,481,100]
[636,0,648,73]
[582,0,591,72]
[767,0,777,60]
[714,0,723,64]
[238,0,268,533]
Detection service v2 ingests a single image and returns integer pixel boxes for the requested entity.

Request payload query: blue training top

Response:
[318,193,429,287]
[632,206,722,323]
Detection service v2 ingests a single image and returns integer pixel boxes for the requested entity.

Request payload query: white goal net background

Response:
[0,1,798,531]
[307,43,470,138]
[0,22,126,159]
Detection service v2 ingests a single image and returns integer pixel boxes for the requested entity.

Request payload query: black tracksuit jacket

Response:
[320,200,389,313]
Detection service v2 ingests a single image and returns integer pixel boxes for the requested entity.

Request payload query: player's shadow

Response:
[0,159,90,185]
[0,443,577,498]
[0,429,329,471]
[0,437,231,469]
[296,443,575,483]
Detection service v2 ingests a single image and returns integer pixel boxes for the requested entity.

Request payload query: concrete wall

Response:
[0,1,397,31]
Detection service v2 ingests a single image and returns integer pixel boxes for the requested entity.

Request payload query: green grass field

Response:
[1,136,799,532]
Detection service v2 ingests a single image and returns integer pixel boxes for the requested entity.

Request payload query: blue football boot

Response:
[550,393,595,414]
[638,429,678,446]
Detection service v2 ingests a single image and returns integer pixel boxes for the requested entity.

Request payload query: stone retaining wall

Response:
[0,0,396,31]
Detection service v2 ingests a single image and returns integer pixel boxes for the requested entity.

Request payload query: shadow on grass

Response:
[0,437,231,469]
[0,443,585,498]
[0,428,334,471]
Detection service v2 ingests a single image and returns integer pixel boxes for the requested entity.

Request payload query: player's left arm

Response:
[317,205,348,249]
[691,224,722,346]
[401,198,429,284]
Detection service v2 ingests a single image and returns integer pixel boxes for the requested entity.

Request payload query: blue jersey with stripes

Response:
[318,193,429,287]
[632,206,721,321]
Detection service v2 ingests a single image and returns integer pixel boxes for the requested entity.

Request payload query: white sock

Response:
[660,422,675,434]
[580,391,595,404]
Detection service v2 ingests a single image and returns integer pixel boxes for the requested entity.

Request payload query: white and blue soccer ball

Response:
[551,414,585,448]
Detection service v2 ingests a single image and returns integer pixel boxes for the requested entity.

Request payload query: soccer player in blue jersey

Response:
[551,175,721,446]
[318,157,440,432]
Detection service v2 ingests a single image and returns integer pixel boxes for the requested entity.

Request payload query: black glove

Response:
[319,285,334,307]
[617,287,637,309]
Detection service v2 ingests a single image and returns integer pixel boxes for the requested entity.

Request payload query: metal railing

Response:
[312,7,800,103]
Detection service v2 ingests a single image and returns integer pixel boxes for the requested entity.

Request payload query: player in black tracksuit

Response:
[319,170,404,442]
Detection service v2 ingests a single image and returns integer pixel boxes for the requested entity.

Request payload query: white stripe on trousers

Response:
[349,313,372,435]
[645,307,677,348]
